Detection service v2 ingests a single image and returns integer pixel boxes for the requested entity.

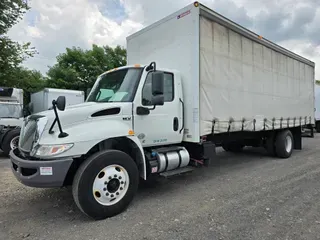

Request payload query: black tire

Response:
[222,142,244,152]
[316,121,320,133]
[2,129,20,156]
[72,150,139,220]
[275,130,294,158]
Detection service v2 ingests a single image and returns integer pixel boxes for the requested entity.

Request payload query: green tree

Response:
[47,44,127,91]
[0,0,29,34]
[0,0,37,85]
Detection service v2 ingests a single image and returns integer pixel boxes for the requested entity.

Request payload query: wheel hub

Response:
[92,164,129,206]
[285,135,292,153]
[107,179,120,193]
[10,136,19,150]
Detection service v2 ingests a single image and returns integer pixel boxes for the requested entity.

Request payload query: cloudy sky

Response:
[8,0,320,78]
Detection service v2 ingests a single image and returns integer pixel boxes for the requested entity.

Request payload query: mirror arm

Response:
[50,100,68,138]
[48,118,57,134]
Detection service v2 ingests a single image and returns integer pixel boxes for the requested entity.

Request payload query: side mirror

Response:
[152,95,164,106]
[151,71,164,96]
[55,96,66,111]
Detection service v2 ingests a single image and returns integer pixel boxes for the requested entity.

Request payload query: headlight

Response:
[32,143,74,157]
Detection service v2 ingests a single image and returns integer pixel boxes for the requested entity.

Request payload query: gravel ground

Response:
[1,135,320,240]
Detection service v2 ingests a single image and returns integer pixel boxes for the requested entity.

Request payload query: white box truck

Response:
[10,2,315,220]
[30,88,85,113]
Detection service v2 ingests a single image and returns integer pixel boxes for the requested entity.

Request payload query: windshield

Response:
[0,103,23,118]
[87,68,143,103]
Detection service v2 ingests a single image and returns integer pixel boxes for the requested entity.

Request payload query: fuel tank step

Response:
[159,167,194,178]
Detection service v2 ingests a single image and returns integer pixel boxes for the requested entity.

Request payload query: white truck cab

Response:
[0,87,24,155]
[10,2,315,220]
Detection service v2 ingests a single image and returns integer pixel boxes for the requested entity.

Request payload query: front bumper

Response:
[10,149,73,188]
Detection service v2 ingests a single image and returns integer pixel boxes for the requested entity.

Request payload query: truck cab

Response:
[85,64,184,147]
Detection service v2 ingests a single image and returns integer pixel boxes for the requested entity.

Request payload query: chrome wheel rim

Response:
[285,135,292,153]
[92,164,129,206]
[10,136,19,150]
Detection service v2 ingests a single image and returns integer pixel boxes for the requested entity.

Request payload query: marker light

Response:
[194,1,199,7]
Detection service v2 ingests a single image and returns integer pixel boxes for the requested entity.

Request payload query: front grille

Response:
[19,118,37,152]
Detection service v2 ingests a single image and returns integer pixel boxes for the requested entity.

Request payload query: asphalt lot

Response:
[1,135,320,240]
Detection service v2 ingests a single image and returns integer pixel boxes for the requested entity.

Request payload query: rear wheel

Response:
[2,129,20,156]
[275,130,294,158]
[72,150,139,220]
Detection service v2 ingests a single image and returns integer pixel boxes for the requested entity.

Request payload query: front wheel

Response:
[72,150,139,220]
[2,129,20,156]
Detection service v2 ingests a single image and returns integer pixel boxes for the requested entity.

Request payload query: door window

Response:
[142,72,174,106]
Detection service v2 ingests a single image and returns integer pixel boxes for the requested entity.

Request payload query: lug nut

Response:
[114,174,117,178]
[120,187,123,190]
[111,194,114,198]
[106,193,109,196]
[104,181,108,185]
[121,181,124,184]
[109,176,112,180]
[116,192,119,196]
[119,176,122,180]
[103,188,107,191]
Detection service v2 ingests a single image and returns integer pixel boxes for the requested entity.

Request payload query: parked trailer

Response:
[10,2,315,220]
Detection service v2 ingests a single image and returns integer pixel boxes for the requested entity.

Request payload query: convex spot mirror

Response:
[55,96,66,111]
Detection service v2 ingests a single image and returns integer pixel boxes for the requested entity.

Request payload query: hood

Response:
[36,102,127,130]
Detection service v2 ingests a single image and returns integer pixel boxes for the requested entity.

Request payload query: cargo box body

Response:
[127,3,315,143]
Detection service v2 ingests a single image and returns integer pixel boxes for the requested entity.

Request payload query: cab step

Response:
[159,167,194,178]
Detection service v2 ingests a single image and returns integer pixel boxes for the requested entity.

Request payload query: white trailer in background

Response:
[315,84,320,132]
[10,2,315,220]
[31,88,85,113]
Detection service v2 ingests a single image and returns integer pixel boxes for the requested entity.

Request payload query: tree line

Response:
[0,0,126,104]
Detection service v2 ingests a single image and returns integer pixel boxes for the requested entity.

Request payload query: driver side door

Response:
[133,71,183,147]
